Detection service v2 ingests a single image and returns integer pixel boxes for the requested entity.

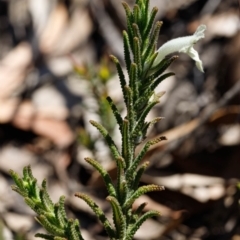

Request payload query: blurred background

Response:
[0,0,240,239]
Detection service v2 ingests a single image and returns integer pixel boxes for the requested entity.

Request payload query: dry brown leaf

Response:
[0,98,19,123]
[52,7,93,55]
[11,100,35,130]
[31,117,73,148]
[208,105,240,126]
[40,3,68,54]
[0,43,32,99]
[0,97,73,147]
[9,100,74,147]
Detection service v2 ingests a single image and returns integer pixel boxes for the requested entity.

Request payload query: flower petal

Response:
[193,25,206,42]
[153,25,206,72]
[180,46,204,72]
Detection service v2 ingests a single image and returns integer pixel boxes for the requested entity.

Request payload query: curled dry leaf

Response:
[0,42,32,99]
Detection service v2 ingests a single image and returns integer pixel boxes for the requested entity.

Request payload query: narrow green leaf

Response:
[136,0,144,11]
[143,0,150,24]
[131,161,149,191]
[54,237,68,240]
[41,179,47,189]
[26,165,35,180]
[122,2,133,20]
[129,63,139,101]
[54,197,67,229]
[122,119,131,167]
[131,128,146,146]
[146,72,175,93]
[31,178,40,201]
[40,180,54,212]
[133,5,140,26]
[106,96,123,131]
[126,210,160,240]
[132,24,142,46]
[109,55,128,105]
[40,190,53,213]
[135,0,141,5]
[134,202,147,215]
[122,2,134,50]
[75,193,115,238]
[89,120,121,160]
[25,197,43,215]
[124,86,134,130]
[123,185,165,209]
[148,117,164,127]
[106,196,126,239]
[68,219,83,240]
[85,157,116,197]
[122,2,133,23]
[58,196,67,219]
[138,0,148,33]
[143,7,158,41]
[147,55,178,81]
[35,233,55,240]
[11,185,28,197]
[142,52,158,78]
[133,37,142,73]
[117,175,128,205]
[116,158,127,204]
[23,166,30,181]
[116,156,126,170]
[143,21,162,61]
[140,117,164,140]
[128,136,167,175]
[123,31,132,74]
[132,100,159,137]
[9,169,27,194]
[36,215,65,236]
[134,94,152,113]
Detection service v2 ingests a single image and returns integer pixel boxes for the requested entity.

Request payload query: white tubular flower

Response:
[153,25,206,72]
